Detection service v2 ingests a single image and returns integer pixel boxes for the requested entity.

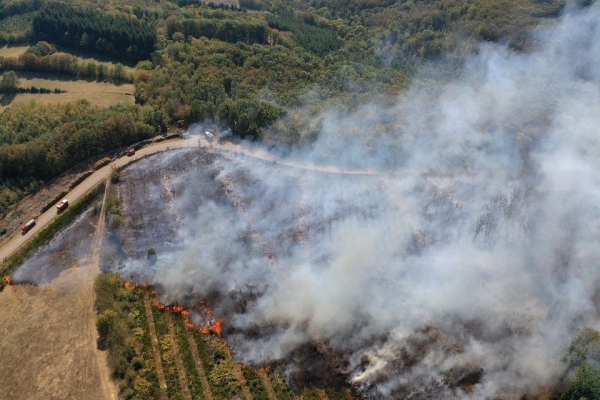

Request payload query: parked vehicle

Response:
[56,199,69,211]
[127,148,135,156]
[21,219,36,233]
[205,131,214,142]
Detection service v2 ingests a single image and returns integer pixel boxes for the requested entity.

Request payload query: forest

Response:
[0,101,158,215]
[1,0,600,397]
[0,0,573,224]
[32,2,156,61]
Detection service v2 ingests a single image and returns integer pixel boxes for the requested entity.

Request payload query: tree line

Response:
[0,52,132,83]
[0,101,160,215]
[0,0,43,19]
[32,2,157,62]
[266,14,340,56]
[165,16,269,45]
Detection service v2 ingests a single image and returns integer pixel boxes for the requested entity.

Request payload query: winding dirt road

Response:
[0,134,377,262]
[0,178,118,400]
[0,133,380,400]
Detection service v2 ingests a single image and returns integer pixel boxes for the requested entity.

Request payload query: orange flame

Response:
[201,319,224,336]
[259,366,271,374]
[152,300,191,316]
[148,291,223,336]
[125,281,137,290]
[199,299,213,319]
[4,275,12,285]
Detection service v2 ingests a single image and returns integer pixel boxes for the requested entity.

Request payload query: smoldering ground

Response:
[13,208,98,285]
[108,3,600,399]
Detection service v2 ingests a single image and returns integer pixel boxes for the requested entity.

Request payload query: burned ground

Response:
[12,207,98,285]
[92,136,598,400]
[100,147,503,397]
[102,147,382,393]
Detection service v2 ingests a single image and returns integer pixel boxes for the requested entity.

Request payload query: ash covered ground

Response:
[103,148,375,392]
[13,207,98,285]
[101,146,569,399]
[104,4,600,398]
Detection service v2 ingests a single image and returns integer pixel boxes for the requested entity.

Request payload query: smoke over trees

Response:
[104,2,600,399]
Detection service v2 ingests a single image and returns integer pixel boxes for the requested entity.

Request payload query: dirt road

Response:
[0,135,377,263]
[0,134,380,400]
[0,179,118,400]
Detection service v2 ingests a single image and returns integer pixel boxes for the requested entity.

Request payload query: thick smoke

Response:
[120,4,600,398]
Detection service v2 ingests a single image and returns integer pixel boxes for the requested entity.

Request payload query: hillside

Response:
[0,0,572,219]
[3,0,600,399]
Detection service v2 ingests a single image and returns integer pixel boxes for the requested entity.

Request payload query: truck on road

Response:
[56,199,69,211]
[21,219,36,233]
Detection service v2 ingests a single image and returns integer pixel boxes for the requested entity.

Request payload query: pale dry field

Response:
[0,73,134,110]
[0,45,28,58]
[0,263,117,400]
[0,180,117,400]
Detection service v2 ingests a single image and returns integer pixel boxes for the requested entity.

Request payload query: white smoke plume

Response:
[117,3,600,398]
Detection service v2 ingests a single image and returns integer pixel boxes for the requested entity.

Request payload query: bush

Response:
[93,273,160,398]
[109,214,124,229]
[561,362,600,400]
[26,41,57,57]
[110,165,120,183]
[97,309,119,341]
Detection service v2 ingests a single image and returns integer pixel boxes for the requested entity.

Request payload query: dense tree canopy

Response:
[0,101,157,214]
[32,2,157,61]
[0,0,578,215]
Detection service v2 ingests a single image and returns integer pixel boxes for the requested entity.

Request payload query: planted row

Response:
[151,303,185,399]
[94,274,161,399]
[173,315,206,399]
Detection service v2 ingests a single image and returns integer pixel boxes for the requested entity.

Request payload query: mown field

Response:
[95,273,351,400]
[0,72,134,111]
[0,45,28,58]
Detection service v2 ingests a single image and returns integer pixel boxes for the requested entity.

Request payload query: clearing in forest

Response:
[0,72,134,110]
[0,45,28,58]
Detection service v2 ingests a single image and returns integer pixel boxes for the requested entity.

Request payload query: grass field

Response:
[0,72,134,110]
[0,45,28,58]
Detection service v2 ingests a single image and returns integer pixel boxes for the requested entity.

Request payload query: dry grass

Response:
[0,72,134,110]
[0,45,28,58]
[0,204,117,400]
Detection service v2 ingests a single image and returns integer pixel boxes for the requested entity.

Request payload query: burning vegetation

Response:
[94,4,600,399]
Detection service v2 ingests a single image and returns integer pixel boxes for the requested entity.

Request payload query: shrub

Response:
[561,362,600,400]
[97,309,118,341]
[109,214,124,229]
[26,41,57,57]
[110,165,120,183]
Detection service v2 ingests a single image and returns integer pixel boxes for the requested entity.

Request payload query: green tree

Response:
[27,41,56,57]
[111,63,127,84]
[561,362,600,400]
[0,71,19,93]
[96,309,118,339]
